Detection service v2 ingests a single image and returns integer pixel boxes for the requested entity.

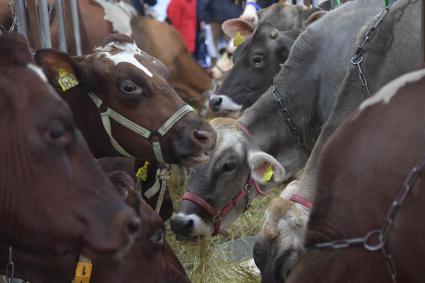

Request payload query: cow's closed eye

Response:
[44,120,70,146]
[119,79,144,97]
[222,161,236,172]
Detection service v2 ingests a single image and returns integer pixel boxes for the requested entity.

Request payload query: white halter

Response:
[88,92,194,163]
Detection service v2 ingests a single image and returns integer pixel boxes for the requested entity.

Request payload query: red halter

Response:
[182,175,267,236]
[289,193,313,209]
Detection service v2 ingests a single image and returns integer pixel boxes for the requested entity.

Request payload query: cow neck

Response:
[239,87,310,178]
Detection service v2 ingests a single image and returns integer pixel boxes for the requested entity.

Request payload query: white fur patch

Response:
[93,0,137,36]
[241,1,259,27]
[209,94,243,112]
[360,69,425,111]
[214,126,245,158]
[174,213,213,236]
[96,42,153,77]
[280,180,300,199]
[27,64,48,82]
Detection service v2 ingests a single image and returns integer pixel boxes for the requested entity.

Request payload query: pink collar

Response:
[289,194,313,209]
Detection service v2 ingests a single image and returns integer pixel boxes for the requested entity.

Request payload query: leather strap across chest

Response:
[88,92,193,163]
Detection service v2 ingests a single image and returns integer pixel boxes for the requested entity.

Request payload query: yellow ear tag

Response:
[262,164,274,182]
[136,161,150,182]
[58,68,79,92]
[73,261,92,283]
[233,31,246,47]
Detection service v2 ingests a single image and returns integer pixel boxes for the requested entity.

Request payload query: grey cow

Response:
[171,0,422,281]
[209,2,325,116]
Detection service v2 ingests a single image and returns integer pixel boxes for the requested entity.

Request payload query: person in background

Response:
[132,0,158,15]
[199,0,243,64]
[166,0,197,53]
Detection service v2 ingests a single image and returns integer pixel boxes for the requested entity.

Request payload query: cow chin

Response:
[180,152,211,167]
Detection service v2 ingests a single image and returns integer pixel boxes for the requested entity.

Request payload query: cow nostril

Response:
[193,130,210,144]
[184,219,194,230]
[127,217,140,236]
[209,97,223,112]
[170,217,194,237]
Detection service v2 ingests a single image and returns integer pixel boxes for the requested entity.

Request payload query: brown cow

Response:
[0,0,212,111]
[0,0,211,111]
[0,170,191,283]
[287,69,425,283]
[0,32,139,256]
[35,33,216,166]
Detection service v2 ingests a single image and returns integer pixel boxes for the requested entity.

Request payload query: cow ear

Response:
[304,10,327,27]
[34,49,90,94]
[222,18,254,39]
[247,150,286,186]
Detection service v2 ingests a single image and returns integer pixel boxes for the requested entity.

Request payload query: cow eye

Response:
[251,55,264,67]
[45,121,70,145]
[119,80,143,96]
[222,161,236,172]
[253,242,266,267]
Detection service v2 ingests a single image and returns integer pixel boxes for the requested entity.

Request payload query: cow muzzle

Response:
[209,94,242,115]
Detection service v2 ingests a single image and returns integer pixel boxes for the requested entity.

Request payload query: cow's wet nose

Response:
[209,96,223,112]
[191,130,213,147]
[170,215,194,237]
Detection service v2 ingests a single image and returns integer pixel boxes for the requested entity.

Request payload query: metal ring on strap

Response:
[87,92,194,163]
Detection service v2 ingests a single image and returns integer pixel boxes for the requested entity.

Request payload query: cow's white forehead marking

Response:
[360,68,425,111]
[96,41,153,77]
[175,213,213,236]
[27,64,48,82]
[214,127,245,158]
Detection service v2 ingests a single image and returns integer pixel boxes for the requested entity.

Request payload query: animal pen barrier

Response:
[10,0,81,55]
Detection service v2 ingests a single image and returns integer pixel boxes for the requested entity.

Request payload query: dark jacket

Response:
[199,0,243,23]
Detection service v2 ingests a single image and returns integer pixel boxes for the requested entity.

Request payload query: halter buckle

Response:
[213,211,222,223]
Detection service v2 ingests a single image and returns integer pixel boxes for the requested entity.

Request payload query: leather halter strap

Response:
[182,175,267,235]
[88,92,193,163]
[289,193,313,209]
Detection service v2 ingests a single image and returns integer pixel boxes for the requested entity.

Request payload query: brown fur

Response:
[0,32,137,256]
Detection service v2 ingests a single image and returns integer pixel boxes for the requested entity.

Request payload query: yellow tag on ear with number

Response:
[233,31,246,47]
[73,261,92,283]
[136,161,150,182]
[262,164,274,182]
[58,68,79,92]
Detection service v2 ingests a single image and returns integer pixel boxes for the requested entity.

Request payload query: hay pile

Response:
[165,167,283,283]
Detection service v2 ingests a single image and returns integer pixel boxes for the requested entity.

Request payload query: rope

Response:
[154,167,170,214]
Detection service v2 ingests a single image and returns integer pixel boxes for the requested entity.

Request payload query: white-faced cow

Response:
[171,0,421,281]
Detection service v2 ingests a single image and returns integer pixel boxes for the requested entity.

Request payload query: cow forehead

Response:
[95,41,153,77]
[213,124,246,159]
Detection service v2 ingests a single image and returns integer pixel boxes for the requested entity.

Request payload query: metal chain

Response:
[271,85,309,153]
[4,247,14,283]
[312,152,425,283]
[351,0,398,98]
[7,1,19,33]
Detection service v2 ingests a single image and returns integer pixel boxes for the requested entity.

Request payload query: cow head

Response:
[0,33,139,255]
[35,33,216,166]
[209,3,326,117]
[210,25,299,116]
[170,118,286,239]
[254,181,309,283]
